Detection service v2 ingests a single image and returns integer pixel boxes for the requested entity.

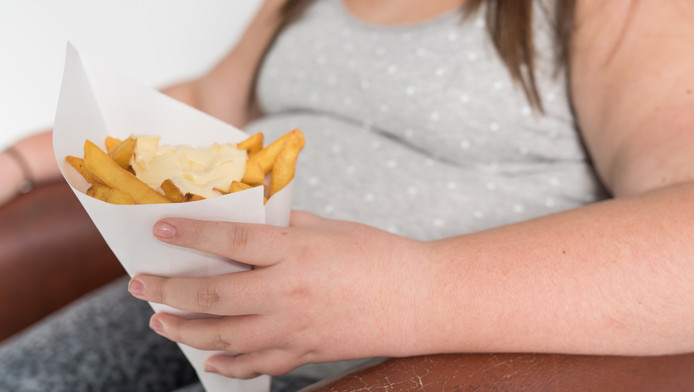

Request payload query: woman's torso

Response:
[247,0,607,240]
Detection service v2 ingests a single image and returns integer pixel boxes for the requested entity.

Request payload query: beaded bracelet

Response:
[4,146,35,194]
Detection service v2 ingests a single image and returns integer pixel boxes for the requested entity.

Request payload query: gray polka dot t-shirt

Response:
[247,0,608,240]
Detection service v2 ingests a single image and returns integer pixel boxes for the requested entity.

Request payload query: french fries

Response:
[241,159,265,186]
[83,140,171,204]
[107,136,136,169]
[241,129,304,187]
[160,178,207,203]
[184,193,206,202]
[67,129,304,205]
[229,180,267,204]
[252,129,304,174]
[87,183,135,205]
[229,180,253,193]
[65,155,98,185]
[160,179,187,203]
[236,132,263,157]
[269,131,303,197]
[104,136,122,153]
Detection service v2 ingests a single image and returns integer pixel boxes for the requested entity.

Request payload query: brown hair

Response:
[465,0,576,112]
[277,0,578,112]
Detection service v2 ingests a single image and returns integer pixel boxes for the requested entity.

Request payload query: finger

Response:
[129,272,272,315]
[149,313,276,354]
[153,218,293,266]
[205,349,301,379]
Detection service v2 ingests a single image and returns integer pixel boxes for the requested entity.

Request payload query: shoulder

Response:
[569,0,694,196]
[572,0,694,66]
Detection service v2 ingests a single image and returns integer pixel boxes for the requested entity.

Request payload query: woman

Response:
[1,0,693,390]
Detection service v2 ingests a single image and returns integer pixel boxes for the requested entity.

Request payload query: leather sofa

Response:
[2,181,694,391]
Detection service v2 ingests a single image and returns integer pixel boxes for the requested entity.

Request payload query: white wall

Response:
[0,0,263,149]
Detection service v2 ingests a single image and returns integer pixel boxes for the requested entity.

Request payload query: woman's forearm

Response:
[11,130,59,184]
[122,183,694,376]
[0,130,60,204]
[425,181,694,357]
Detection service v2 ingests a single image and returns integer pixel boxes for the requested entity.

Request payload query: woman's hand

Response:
[128,211,434,379]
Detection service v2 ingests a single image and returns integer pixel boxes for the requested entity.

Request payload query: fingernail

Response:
[149,317,164,333]
[128,279,144,296]
[204,362,218,373]
[154,221,176,239]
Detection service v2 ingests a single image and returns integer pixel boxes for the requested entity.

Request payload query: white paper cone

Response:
[52,43,292,392]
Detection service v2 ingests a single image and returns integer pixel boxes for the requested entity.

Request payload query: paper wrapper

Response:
[52,44,283,392]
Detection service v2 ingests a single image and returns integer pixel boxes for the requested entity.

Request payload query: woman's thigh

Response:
[0,276,197,392]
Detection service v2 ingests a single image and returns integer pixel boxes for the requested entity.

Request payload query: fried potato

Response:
[105,136,122,152]
[236,132,264,157]
[83,140,171,204]
[160,179,186,202]
[108,136,137,169]
[229,181,267,204]
[74,129,304,205]
[86,183,113,202]
[184,193,205,202]
[229,180,253,193]
[241,129,304,185]
[270,130,304,196]
[160,179,206,202]
[241,159,265,186]
[65,155,98,184]
[107,189,135,204]
[254,129,305,174]
[86,183,136,204]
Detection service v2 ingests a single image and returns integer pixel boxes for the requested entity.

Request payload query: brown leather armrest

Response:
[304,352,694,391]
[0,181,125,341]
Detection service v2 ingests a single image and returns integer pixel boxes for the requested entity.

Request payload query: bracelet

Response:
[4,146,35,194]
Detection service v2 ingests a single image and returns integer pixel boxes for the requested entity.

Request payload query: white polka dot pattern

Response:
[249,0,607,240]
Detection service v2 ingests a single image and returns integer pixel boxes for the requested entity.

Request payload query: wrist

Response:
[12,130,62,184]
[381,239,453,358]
[2,146,35,195]
[0,149,25,203]
[411,239,481,356]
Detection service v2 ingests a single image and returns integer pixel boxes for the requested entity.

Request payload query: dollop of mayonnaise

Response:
[130,136,247,199]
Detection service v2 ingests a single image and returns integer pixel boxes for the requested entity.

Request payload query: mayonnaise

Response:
[130,136,247,199]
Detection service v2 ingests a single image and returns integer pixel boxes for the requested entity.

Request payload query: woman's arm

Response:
[0,0,285,206]
[125,0,694,379]
[424,0,694,356]
[128,182,694,378]
[423,0,694,356]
